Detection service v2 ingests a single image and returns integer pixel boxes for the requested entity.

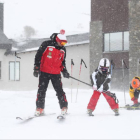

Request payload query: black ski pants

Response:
[134,90,140,99]
[36,72,68,109]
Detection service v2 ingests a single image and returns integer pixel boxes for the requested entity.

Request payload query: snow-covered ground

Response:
[0,88,140,139]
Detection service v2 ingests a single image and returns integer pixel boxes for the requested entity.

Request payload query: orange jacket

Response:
[129,77,140,99]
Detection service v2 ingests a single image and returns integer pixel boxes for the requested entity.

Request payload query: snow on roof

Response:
[17,41,27,46]
[11,47,18,51]
[14,33,89,53]
[66,40,89,46]
[25,47,39,52]
[19,40,89,53]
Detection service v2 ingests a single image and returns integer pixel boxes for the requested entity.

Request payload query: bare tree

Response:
[24,26,36,39]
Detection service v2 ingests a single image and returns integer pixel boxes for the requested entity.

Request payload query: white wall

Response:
[0,49,8,90]
[0,49,37,91]
[0,49,13,90]
[0,44,91,91]
[65,44,90,89]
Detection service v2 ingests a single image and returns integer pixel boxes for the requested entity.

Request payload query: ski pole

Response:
[75,59,87,102]
[110,60,115,75]
[110,60,115,90]
[70,75,111,98]
[81,59,87,68]
[69,76,92,87]
[137,59,139,76]
[137,59,140,76]
[71,59,74,102]
[70,75,109,90]
[122,59,128,105]
[123,60,128,69]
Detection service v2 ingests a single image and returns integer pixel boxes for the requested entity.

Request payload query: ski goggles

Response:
[100,67,109,71]
[56,36,67,46]
[60,41,67,46]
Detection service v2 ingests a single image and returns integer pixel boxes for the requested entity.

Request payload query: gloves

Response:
[98,85,103,92]
[62,69,70,78]
[131,97,138,104]
[93,85,97,90]
[33,65,40,77]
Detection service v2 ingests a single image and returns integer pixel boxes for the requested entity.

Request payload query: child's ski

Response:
[120,104,140,110]
[16,113,56,121]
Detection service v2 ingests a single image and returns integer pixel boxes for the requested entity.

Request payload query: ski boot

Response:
[132,103,140,107]
[113,108,119,116]
[35,108,44,116]
[57,107,67,119]
[61,107,67,115]
[129,103,140,110]
[87,109,94,116]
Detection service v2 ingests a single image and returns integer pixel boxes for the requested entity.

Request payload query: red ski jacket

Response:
[40,46,65,74]
[34,40,67,74]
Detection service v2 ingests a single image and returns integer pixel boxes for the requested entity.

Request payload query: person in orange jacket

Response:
[129,77,140,107]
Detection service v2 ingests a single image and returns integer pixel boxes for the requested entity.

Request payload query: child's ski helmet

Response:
[98,58,110,74]
[131,78,140,89]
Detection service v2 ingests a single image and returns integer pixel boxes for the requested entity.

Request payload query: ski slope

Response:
[0,89,140,139]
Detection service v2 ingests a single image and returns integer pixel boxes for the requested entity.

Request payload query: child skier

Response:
[87,58,119,116]
[129,77,140,108]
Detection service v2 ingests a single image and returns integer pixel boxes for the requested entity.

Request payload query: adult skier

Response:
[129,77,140,108]
[33,30,69,116]
[87,58,119,116]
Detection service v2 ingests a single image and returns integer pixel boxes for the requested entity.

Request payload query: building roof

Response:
[13,33,89,53]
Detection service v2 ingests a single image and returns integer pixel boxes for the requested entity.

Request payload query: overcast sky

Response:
[0,0,90,40]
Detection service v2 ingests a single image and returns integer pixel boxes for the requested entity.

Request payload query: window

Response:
[124,32,129,50]
[104,33,109,51]
[104,31,129,52]
[110,32,122,51]
[9,61,20,81]
[0,61,1,79]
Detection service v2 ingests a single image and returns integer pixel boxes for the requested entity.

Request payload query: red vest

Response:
[40,46,65,74]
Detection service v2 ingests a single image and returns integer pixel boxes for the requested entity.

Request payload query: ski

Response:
[16,116,35,120]
[127,106,140,110]
[16,113,56,121]
[120,104,140,110]
[57,113,70,119]
[57,115,66,120]
[57,114,65,119]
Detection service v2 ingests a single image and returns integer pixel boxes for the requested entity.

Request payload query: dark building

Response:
[0,3,12,55]
[90,0,140,91]
[0,3,4,31]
